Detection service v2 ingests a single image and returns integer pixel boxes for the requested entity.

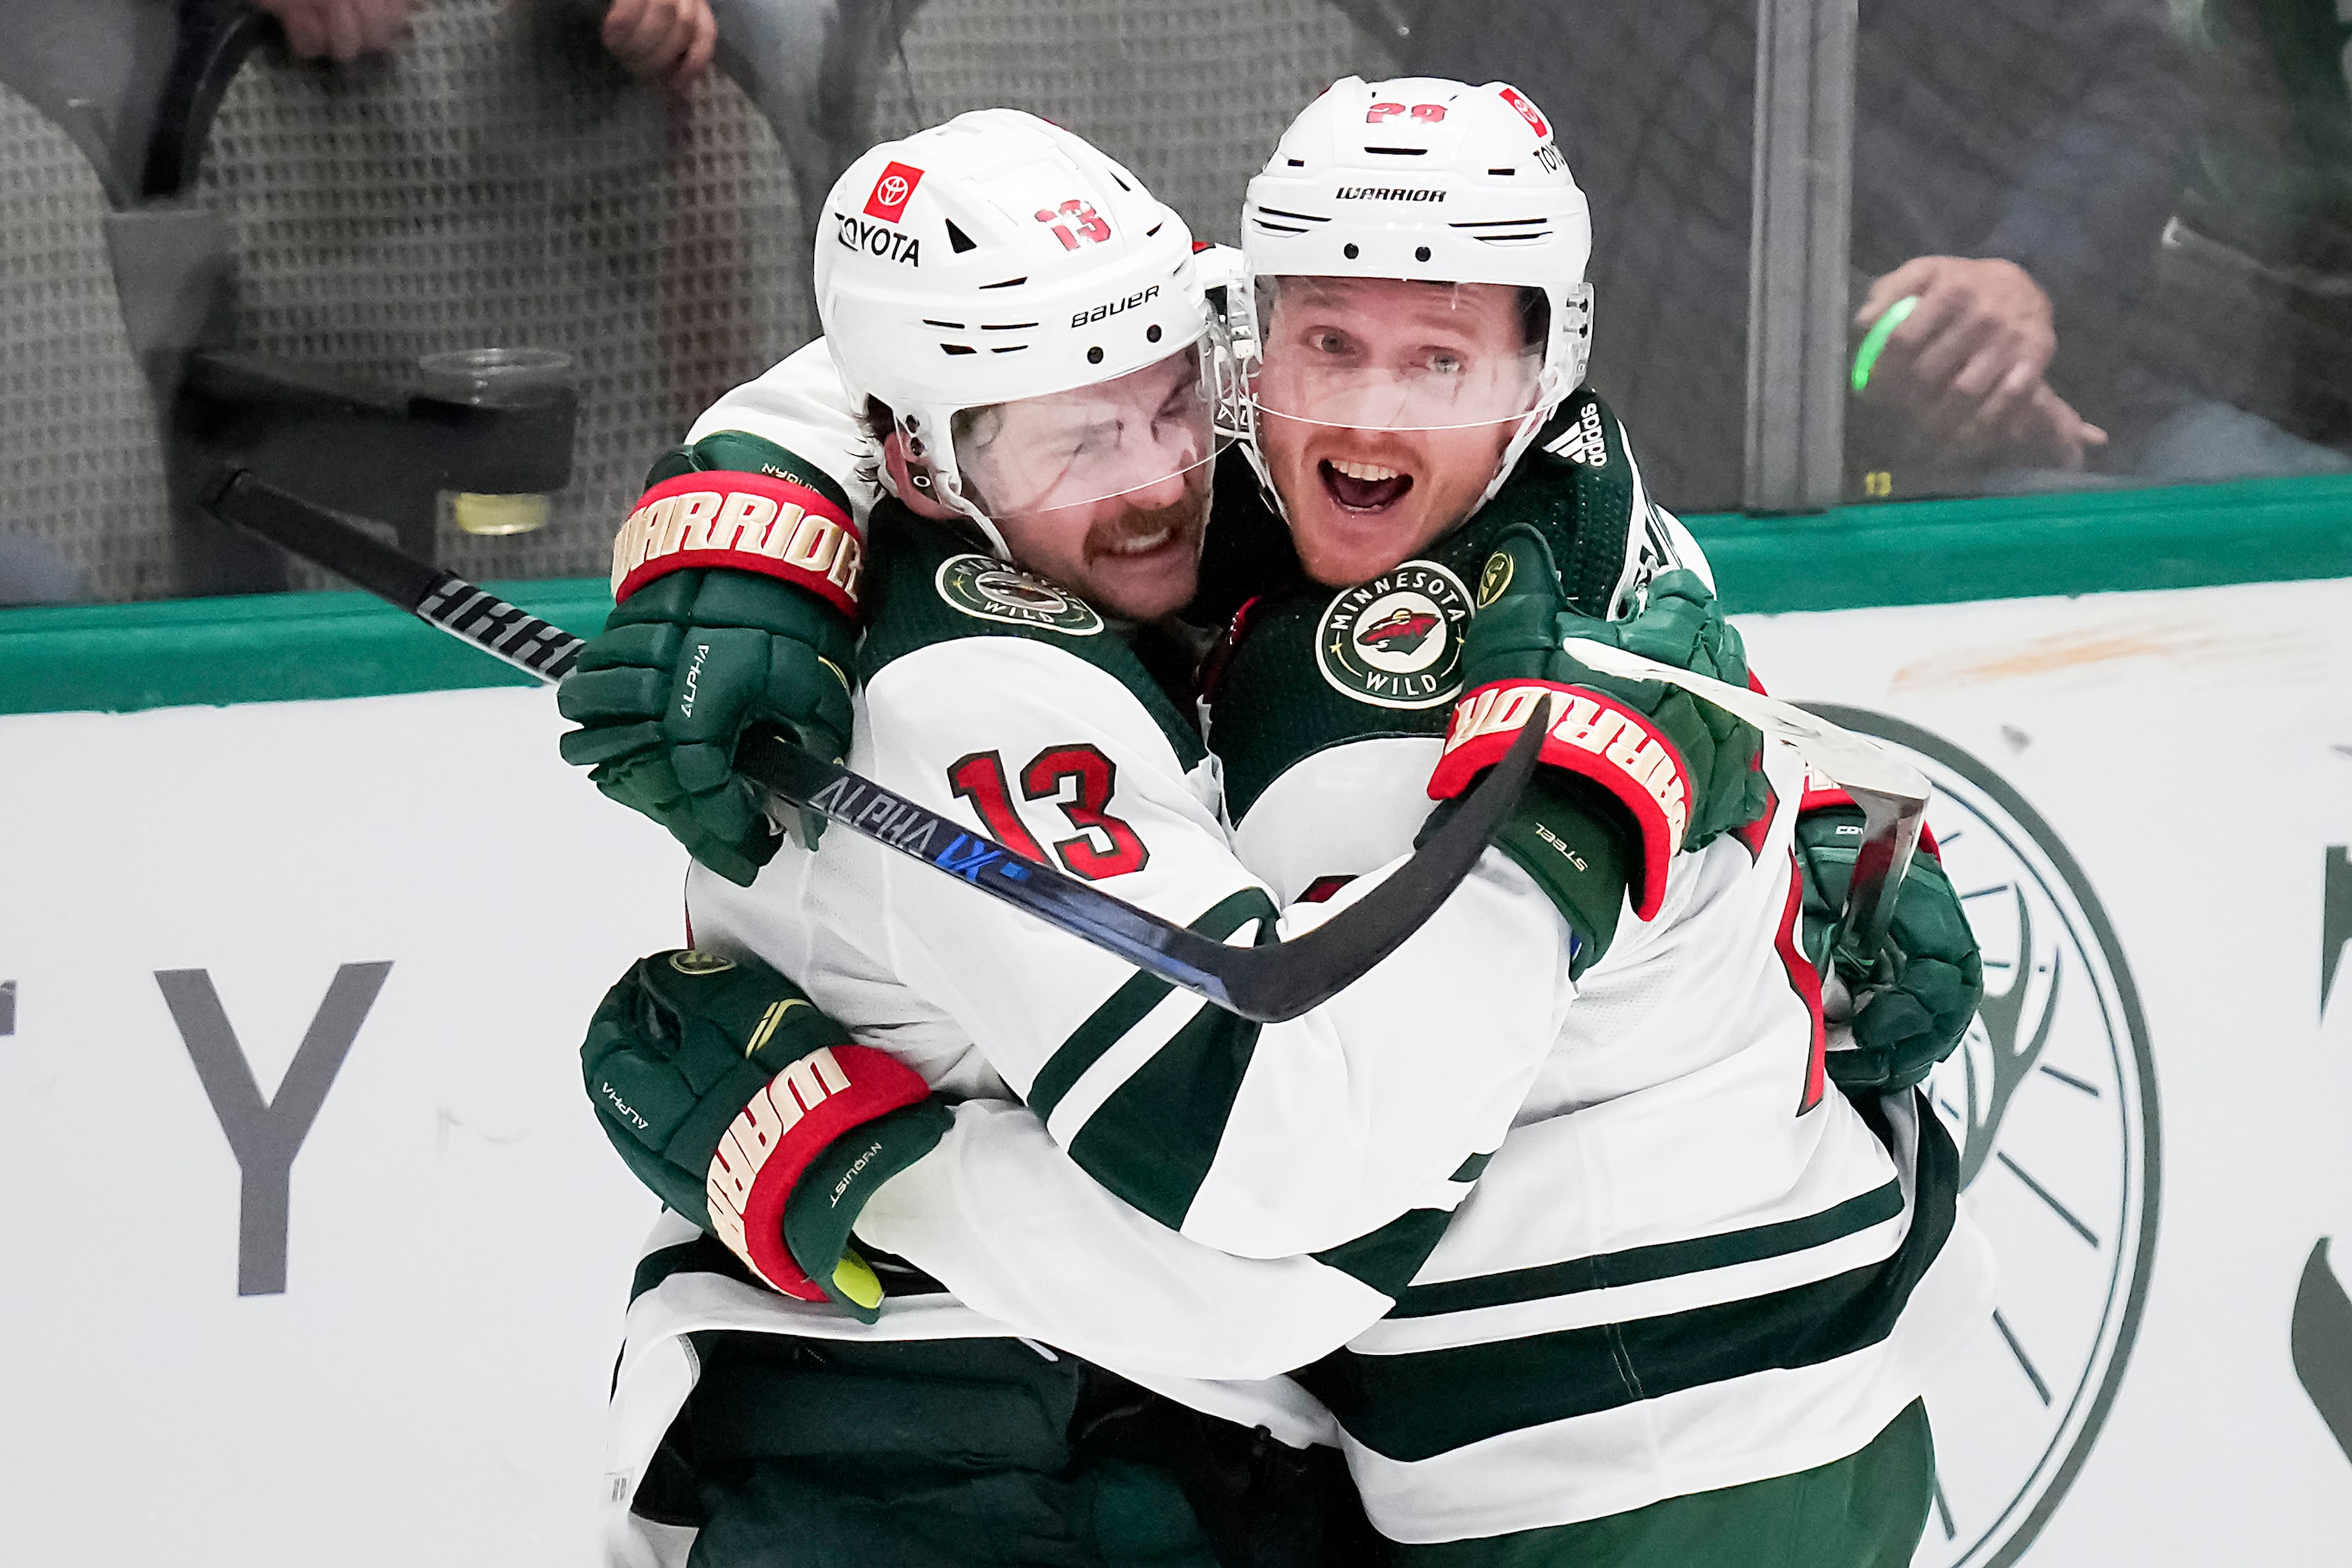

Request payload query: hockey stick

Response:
[1555,637,1930,969]
[201,467,1545,1023]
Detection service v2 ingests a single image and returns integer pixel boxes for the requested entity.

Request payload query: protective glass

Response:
[1247,274,1546,434]
[950,338,1229,523]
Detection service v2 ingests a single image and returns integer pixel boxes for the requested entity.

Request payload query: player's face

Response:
[1252,277,1540,587]
[960,347,1214,620]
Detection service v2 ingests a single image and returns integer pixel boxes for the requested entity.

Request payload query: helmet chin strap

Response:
[940,483,1015,563]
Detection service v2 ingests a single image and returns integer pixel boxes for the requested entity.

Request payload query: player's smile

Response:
[1252,276,1538,588]
[1319,455,1415,513]
[1075,482,1209,612]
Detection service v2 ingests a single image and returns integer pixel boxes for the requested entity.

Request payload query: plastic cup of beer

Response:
[416,347,574,535]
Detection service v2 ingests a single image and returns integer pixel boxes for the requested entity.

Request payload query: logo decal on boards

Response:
[936,554,1105,635]
[1314,560,1473,709]
[1808,709,2158,1568]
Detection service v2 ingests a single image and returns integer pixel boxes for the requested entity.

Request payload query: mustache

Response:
[1085,485,1210,557]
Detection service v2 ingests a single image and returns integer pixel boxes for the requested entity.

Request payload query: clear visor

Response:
[1247,275,1546,434]
[951,338,1228,524]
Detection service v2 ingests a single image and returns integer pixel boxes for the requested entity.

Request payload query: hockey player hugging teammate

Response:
[559,83,1992,1568]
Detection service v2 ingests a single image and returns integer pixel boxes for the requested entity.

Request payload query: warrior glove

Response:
[557,432,864,885]
[1794,809,1985,1092]
[583,948,948,1322]
[1426,525,1768,974]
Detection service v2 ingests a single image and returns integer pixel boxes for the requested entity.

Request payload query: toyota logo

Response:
[878,176,909,207]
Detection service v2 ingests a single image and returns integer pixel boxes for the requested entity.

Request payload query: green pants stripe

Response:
[1385,1400,1933,1568]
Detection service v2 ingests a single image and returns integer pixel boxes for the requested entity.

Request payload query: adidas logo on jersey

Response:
[1545,400,1609,468]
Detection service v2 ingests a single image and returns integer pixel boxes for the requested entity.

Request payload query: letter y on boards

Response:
[159,964,392,1296]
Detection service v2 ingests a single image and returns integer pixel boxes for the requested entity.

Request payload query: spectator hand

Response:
[602,0,718,91]
[258,0,418,60]
[1994,381,2107,472]
[1856,256,2076,458]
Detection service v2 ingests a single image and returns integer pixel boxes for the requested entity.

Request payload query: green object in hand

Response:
[1850,296,1920,395]
[555,432,862,885]
[1793,807,1985,1092]
[1430,525,1771,974]
[1461,526,1773,854]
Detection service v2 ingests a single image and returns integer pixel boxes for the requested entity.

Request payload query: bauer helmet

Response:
[1237,77,1595,525]
[814,109,1219,559]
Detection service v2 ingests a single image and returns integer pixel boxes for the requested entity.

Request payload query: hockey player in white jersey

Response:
[562,86,1990,1568]
[1175,78,1993,1564]
[561,107,1773,1568]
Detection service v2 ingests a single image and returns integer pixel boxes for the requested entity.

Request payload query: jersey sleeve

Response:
[684,338,882,526]
[608,339,886,610]
[857,637,1577,1260]
[853,1099,1396,1380]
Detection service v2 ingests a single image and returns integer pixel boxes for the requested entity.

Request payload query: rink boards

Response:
[1,574,2349,1565]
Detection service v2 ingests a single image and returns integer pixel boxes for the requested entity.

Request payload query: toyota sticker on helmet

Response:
[836,212,922,267]
[864,161,924,223]
[1498,86,1550,140]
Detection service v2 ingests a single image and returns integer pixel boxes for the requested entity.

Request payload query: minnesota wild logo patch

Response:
[936,554,1105,635]
[1315,560,1473,710]
[1477,549,1514,608]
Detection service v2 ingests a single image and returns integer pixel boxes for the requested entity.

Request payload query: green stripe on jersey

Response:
[1300,1151,1496,1302]
[1027,888,1276,1121]
[1390,1179,1903,1319]
[1316,1206,1459,1299]
[1300,1101,1960,1463]
[1449,1151,1494,1184]
[1044,889,1277,1229]
[1068,982,1263,1230]
[631,1233,754,1305]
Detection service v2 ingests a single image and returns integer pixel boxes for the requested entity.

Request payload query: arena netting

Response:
[0,0,1393,602]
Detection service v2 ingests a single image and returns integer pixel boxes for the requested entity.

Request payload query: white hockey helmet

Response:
[813,109,1217,558]
[1237,77,1595,519]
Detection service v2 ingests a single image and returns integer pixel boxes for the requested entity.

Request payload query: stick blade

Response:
[1555,636,1928,804]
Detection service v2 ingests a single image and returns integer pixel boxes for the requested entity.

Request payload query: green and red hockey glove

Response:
[1793,804,1985,1092]
[557,431,864,885]
[1427,525,1768,970]
[582,948,949,1321]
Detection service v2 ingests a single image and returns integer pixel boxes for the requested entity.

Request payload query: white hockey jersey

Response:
[599,343,1992,1559]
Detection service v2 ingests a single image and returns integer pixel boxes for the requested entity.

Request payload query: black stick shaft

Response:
[201,466,1533,1021]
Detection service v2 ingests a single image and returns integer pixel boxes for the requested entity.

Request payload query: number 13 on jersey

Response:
[948,744,1151,880]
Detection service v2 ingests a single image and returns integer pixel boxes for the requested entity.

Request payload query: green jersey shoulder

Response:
[1208,388,1667,819]
[856,505,1206,768]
